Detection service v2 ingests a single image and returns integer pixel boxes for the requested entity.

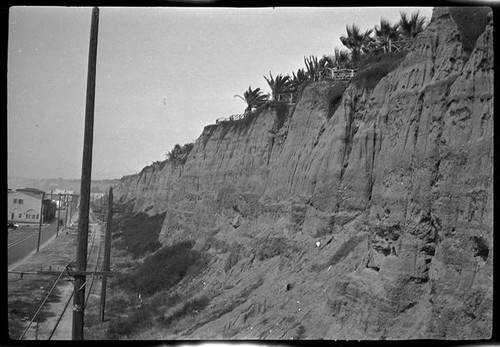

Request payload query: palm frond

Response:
[234,86,268,112]
[264,72,291,100]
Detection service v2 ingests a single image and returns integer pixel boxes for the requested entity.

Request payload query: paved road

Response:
[8,209,73,268]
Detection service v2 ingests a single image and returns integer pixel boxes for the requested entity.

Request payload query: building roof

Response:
[17,187,45,194]
[9,188,45,200]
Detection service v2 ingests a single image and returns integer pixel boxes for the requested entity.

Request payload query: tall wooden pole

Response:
[36,192,45,253]
[56,194,61,237]
[65,196,69,229]
[74,195,78,221]
[69,196,73,225]
[99,187,113,322]
[72,6,99,341]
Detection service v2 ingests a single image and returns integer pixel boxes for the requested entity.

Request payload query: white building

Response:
[8,188,57,224]
[7,188,43,223]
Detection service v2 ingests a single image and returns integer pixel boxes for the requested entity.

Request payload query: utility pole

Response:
[72,6,99,341]
[69,196,73,225]
[99,187,113,322]
[65,196,69,229]
[36,192,45,252]
[56,194,61,237]
[74,195,79,221]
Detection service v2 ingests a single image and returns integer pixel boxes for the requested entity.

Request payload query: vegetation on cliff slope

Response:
[351,51,408,90]
[229,11,427,121]
[114,240,208,295]
[112,212,165,258]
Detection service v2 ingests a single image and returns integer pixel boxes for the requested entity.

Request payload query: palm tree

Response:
[333,47,351,68]
[340,24,374,61]
[289,68,309,94]
[398,11,427,40]
[234,86,268,113]
[264,72,291,101]
[303,55,334,82]
[374,18,400,53]
[304,56,321,82]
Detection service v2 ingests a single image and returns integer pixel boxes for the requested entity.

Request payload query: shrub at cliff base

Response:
[106,240,209,338]
[107,294,211,339]
[159,295,211,328]
[352,51,407,90]
[113,240,209,296]
[112,212,165,258]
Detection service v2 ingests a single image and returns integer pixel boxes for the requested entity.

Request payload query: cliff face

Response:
[114,7,493,339]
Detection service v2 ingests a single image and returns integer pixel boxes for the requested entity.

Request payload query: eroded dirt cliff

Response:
[112,7,493,339]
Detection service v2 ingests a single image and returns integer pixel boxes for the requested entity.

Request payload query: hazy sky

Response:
[7,6,433,180]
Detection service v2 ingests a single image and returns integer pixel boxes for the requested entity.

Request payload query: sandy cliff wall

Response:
[113,7,493,339]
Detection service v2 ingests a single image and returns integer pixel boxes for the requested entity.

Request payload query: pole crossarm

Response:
[9,270,117,277]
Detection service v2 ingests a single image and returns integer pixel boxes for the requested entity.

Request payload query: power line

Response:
[19,264,71,340]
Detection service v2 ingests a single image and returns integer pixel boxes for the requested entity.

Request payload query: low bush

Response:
[113,212,165,258]
[352,51,407,90]
[294,325,307,339]
[150,292,182,308]
[159,295,211,328]
[114,240,209,296]
[165,142,195,165]
[107,304,157,339]
[105,295,130,315]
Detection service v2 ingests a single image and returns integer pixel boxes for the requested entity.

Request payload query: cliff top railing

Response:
[215,113,247,124]
[325,68,357,81]
[275,93,297,105]
[365,39,412,53]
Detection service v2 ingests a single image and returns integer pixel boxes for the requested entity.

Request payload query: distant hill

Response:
[7,176,120,194]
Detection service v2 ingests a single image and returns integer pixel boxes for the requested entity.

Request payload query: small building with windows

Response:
[7,188,56,224]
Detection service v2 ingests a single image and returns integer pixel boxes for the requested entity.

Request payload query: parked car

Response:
[8,222,20,229]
